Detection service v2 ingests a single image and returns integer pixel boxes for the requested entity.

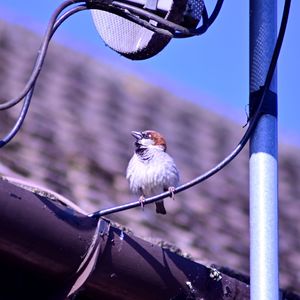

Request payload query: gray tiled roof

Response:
[0,20,299,293]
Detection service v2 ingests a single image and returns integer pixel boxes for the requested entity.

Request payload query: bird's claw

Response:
[139,195,145,210]
[168,186,176,200]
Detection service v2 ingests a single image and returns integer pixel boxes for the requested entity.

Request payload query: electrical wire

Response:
[54,4,89,30]
[0,1,87,148]
[205,0,224,29]
[89,0,291,218]
[112,1,191,34]
[0,0,83,111]
[93,4,175,37]
[111,0,224,37]
[0,88,34,148]
[175,0,224,37]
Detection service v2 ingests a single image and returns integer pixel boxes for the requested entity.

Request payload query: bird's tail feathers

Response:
[155,200,167,215]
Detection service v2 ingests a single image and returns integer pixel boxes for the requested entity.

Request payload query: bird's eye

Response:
[143,132,151,139]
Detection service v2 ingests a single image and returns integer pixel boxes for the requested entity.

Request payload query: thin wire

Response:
[110,0,224,38]
[54,4,89,30]
[96,4,174,37]
[89,0,291,218]
[206,0,224,28]
[0,88,34,148]
[0,0,83,110]
[112,1,191,34]
[175,0,224,37]
[0,3,88,148]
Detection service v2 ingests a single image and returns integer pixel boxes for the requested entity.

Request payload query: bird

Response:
[126,130,179,214]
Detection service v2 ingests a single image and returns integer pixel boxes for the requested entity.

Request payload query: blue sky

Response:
[0,1,299,145]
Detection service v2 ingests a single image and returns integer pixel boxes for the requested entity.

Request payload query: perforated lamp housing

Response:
[91,0,204,60]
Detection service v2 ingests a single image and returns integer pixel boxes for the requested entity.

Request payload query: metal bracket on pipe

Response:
[250,88,278,118]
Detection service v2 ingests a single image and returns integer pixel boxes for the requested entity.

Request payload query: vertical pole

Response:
[249,1,278,300]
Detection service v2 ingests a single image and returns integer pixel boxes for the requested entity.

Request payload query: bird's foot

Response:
[139,195,145,210]
[168,186,176,200]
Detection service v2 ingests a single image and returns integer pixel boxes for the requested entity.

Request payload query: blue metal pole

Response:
[249,1,278,300]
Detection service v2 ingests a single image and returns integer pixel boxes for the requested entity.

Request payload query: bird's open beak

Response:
[131,131,143,140]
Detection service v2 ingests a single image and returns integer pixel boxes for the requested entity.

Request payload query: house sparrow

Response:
[126,130,179,214]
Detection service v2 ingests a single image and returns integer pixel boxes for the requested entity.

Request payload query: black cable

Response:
[205,0,224,29]
[0,88,34,148]
[54,4,89,30]
[89,0,291,218]
[112,1,191,34]
[88,0,223,38]
[95,4,174,37]
[0,0,83,111]
[175,0,224,37]
[110,0,224,38]
[0,2,88,148]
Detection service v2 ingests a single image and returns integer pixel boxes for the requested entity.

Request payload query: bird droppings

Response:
[185,281,201,298]
[209,267,222,281]
[185,281,195,293]
[110,273,117,279]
